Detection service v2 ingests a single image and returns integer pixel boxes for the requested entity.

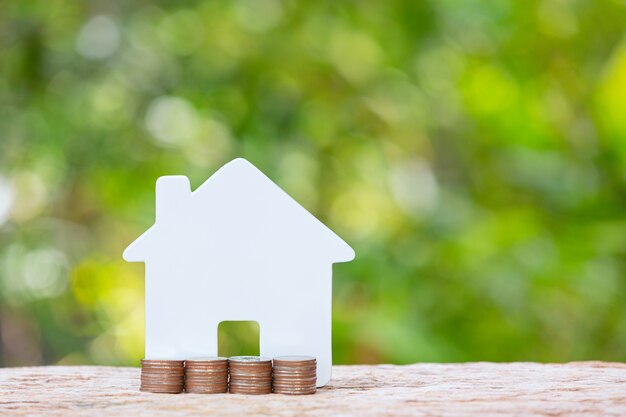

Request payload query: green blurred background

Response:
[1,0,626,367]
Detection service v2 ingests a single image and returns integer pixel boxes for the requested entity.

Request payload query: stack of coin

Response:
[272,356,317,395]
[185,357,229,394]
[140,359,185,394]
[228,356,273,395]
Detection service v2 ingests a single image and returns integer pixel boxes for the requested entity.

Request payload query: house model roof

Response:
[123,158,355,265]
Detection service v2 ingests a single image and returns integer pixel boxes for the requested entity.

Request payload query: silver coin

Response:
[229,356,271,362]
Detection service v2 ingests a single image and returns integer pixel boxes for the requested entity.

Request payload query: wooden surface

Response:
[1,362,625,416]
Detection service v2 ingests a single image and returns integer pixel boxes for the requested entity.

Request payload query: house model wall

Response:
[123,158,355,387]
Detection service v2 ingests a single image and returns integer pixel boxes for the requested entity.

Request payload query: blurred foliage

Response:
[0,0,625,367]
[218,321,260,358]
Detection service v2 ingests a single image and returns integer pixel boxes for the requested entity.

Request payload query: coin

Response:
[273,369,316,373]
[229,387,272,395]
[228,356,273,395]
[185,357,229,394]
[186,357,228,365]
[273,355,316,365]
[140,359,185,394]
[142,359,185,364]
[229,356,271,362]
[273,388,317,394]
[271,355,317,396]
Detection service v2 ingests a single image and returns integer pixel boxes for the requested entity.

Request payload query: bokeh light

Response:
[0,0,625,367]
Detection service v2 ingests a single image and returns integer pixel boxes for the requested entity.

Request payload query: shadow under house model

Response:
[123,158,355,387]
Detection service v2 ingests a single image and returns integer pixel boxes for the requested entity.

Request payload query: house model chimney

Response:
[155,176,190,223]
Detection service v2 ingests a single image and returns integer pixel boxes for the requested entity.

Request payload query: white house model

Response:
[123,158,355,387]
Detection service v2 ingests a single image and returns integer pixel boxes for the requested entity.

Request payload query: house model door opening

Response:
[123,158,356,387]
[218,321,260,357]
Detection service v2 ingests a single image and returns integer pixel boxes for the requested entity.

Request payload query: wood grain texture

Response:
[1,363,625,416]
